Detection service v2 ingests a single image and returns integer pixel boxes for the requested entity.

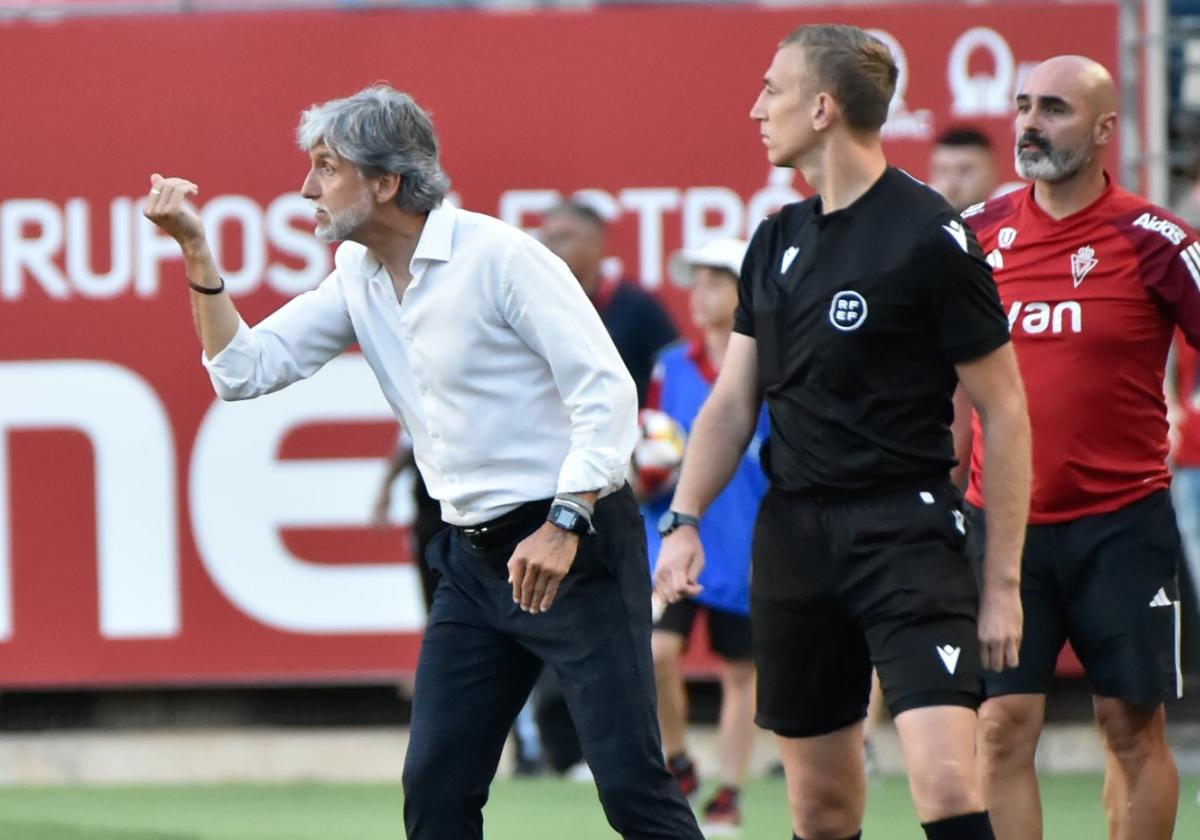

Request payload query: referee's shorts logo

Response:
[829,290,868,331]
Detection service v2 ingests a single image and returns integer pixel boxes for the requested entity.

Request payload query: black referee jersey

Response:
[733,166,1010,495]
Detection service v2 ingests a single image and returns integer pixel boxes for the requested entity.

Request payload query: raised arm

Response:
[142,174,241,358]
[654,332,763,603]
[142,174,355,400]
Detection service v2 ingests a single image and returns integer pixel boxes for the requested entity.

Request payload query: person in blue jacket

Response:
[642,238,768,835]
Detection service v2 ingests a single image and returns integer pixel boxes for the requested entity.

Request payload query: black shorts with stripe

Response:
[967,489,1183,706]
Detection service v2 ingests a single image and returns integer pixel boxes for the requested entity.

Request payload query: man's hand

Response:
[653,528,705,604]
[142,173,205,249]
[978,580,1022,672]
[507,523,581,614]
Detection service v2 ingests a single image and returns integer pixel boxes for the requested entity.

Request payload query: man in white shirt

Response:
[143,84,703,840]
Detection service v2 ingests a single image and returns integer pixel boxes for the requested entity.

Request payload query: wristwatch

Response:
[657,510,700,537]
[547,503,591,536]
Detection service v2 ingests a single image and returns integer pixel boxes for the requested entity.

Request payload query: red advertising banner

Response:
[0,4,1117,685]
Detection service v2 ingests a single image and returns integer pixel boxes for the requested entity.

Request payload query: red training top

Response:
[963,177,1200,523]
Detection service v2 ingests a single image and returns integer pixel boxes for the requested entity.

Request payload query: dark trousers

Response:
[402,485,701,840]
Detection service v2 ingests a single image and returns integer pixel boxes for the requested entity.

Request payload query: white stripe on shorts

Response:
[1174,600,1184,699]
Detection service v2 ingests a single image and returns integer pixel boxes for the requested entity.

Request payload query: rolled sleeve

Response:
[199,271,356,401]
[557,446,629,496]
[499,237,639,496]
[202,318,261,400]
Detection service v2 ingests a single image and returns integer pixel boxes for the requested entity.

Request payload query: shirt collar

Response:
[412,201,455,266]
[358,201,456,279]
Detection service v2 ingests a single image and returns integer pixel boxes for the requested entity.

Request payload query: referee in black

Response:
[655,25,1031,840]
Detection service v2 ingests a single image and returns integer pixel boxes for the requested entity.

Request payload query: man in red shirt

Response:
[962,55,1199,840]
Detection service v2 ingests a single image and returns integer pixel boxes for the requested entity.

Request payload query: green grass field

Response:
[0,775,1196,839]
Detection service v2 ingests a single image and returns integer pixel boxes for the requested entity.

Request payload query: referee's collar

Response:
[812,166,893,226]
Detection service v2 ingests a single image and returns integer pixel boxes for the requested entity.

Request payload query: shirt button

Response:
[447,475,457,485]
[405,333,414,343]
[431,430,440,440]
[419,384,429,394]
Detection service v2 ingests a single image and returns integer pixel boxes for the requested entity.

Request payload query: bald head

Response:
[1014,54,1117,185]
[1023,55,1117,117]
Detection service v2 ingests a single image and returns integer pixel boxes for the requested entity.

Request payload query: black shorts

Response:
[752,481,981,738]
[654,599,752,661]
[967,490,1183,706]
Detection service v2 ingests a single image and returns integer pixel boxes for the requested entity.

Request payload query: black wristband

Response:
[190,278,225,295]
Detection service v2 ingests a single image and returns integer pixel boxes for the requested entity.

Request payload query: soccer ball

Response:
[632,408,687,499]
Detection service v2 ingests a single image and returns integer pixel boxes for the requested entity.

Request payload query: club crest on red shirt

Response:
[1071,244,1098,287]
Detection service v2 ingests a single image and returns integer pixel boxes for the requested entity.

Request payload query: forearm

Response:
[668,393,758,517]
[979,401,1031,591]
[182,238,241,359]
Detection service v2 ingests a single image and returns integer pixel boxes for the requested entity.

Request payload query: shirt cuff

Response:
[201,319,258,399]
[556,447,628,497]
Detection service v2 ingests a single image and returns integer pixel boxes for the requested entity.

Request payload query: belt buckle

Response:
[461,524,491,551]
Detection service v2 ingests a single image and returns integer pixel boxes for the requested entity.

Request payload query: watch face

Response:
[657,510,676,534]
[552,508,575,528]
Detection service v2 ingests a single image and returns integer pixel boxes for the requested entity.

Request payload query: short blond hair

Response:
[781,24,897,132]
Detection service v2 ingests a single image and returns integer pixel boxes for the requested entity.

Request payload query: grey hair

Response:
[297,84,451,214]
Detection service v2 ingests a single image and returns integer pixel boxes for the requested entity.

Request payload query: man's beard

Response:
[1014,132,1092,183]
[315,194,373,243]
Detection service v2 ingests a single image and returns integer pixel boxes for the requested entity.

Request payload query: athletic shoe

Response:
[700,786,742,837]
[667,752,699,799]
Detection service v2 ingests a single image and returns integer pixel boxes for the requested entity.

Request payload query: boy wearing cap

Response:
[645,238,769,836]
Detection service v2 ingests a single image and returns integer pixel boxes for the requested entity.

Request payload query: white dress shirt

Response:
[204,202,638,526]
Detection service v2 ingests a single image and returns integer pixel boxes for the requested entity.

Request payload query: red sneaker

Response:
[700,786,742,837]
[666,752,699,799]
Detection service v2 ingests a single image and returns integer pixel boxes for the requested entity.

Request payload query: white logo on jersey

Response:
[780,246,799,274]
[1149,587,1173,608]
[952,510,967,535]
[1071,245,1098,287]
[937,644,962,674]
[986,249,1004,270]
[829,291,868,331]
[998,227,1018,249]
[943,219,969,253]
[1133,212,1187,246]
[1007,301,1082,334]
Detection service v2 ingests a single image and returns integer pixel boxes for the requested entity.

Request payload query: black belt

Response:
[456,499,552,553]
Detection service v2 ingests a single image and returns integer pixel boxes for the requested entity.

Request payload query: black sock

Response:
[921,811,995,840]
